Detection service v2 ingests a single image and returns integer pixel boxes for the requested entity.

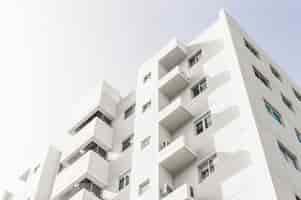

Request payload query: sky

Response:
[0,0,300,195]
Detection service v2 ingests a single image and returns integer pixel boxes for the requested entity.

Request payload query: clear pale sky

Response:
[0,0,300,195]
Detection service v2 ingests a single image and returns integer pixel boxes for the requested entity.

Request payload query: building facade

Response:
[13,10,301,200]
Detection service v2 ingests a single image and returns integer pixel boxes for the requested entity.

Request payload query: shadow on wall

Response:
[192,105,240,158]
[187,70,231,117]
[195,150,252,200]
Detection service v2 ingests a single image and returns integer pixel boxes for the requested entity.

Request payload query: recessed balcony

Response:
[61,117,113,165]
[159,136,196,174]
[159,98,193,133]
[52,151,109,200]
[161,184,194,200]
[159,39,187,72]
[159,66,190,100]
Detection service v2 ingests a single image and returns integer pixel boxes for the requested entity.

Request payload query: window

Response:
[33,164,40,173]
[139,179,150,195]
[293,88,301,102]
[296,195,301,200]
[264,99,283,125]
[194,111,212,135]
[122,134,134,152]
[188,49,202,67]
[270,65,282,81]
[124,104,136,119]
[244,39,260,58]
[142,101,151,113]
[253,66,271,89]
[79,179,102,199]
[278,141,299,171]
[295,129,301,143]
[191,78,207,98]
[118,170,131,191]
[141,136,151,150]
[198,153,217,182]
[281,93,294,112]
[74,110,112,132]
[143,72,151,83]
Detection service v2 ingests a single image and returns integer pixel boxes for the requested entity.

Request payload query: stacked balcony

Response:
[61,116,113,165]
[158,40,192,134]
[52,151,109,200]
[160,184,195,200]
[159,135,196,175]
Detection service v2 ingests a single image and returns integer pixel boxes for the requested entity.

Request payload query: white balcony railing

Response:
[159,66,190,99]
[159,136,196,174]
[52,151,109,200]
[161,184,194,200]
[159,97,193,133]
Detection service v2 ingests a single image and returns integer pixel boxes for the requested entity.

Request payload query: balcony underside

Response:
[159,136,196,174]
[159,39,187,71]
[159,98,193,133]
[159,67,189,99]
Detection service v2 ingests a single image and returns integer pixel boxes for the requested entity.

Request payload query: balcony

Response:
[159,66,190,100]
[62,117,113,164]
[159,136,196,174]
[52,151,109,199]
[159,98,193,132]
[161,184,194,200]
[70,189,100,200]
[159,39,187,72]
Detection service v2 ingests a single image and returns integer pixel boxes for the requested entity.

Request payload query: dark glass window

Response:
[191,78,207,98]
[188,49,202,67]
[118,170,131,191]
[142,101,151,113]
[195,111,212,135]
[244,39,260,58]
[281,93,294,112]
[198,154,217,182]
[122,134,134,152]
[293,88,301,102]
[278,141,299,171]
[124,104,136,119]
[264,99,283,125]
[270,65,282,81]
[253,66,271,89]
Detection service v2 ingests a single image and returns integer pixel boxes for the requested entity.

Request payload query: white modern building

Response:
[10,10,301,200]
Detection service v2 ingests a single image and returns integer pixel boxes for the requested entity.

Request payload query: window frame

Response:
[191,78,207,98]
[281,93,294,112]
[122,134,134,152]
[124,104,136,119]
[198,153,217,183]
[140,136,151,150]
[188,49,202,67]
[244,38,260,59]
[143,72,151,83]
[139,179,150,195]
[270,65,282,82]
[277,141,299,171]
[264,99,284,125]
[253,66,271,89]
[118,169,131,191]
[295,128,301,143]
[142,101,151,113]
[194,111,212,135]
[293,88,301,102]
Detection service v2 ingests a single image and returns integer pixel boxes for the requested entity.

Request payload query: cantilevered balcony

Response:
[159,66,190,100]
[61,117,113,165]
[159,98,193,132]
[161,184,195,200]
[159,39,187,72]
[159,136,196,174]
[52,151,109,200]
